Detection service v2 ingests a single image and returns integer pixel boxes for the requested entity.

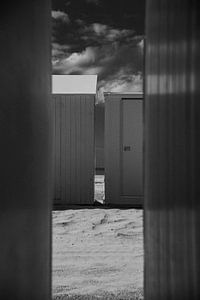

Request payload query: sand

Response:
[52,176,143,299]
[52,208,143,299]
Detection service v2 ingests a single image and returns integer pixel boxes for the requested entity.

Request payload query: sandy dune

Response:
[52,207,143,299]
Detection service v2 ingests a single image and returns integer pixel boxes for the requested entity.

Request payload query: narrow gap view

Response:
[94,101,105,205]
[94,175,105,205]
[52,1,145,299]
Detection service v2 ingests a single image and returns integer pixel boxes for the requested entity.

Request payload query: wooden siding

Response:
[0,1,52,298]
[105,93,143,206]
[145,0,200,299]
[52,94,95,206]
[105,94,121,204]
[95,103,105,173]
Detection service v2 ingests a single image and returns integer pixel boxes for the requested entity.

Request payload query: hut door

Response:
[121,99,143,197]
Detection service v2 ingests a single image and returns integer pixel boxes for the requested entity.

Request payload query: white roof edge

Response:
[52,75,97,94]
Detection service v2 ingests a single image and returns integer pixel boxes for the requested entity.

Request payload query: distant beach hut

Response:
[52,75,97,207]
[104,92,143,207]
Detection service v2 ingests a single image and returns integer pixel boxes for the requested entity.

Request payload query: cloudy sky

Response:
[52,0,145,101]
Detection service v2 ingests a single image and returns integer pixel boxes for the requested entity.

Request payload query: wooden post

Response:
[145,0,200,299]
[0,1,52,299]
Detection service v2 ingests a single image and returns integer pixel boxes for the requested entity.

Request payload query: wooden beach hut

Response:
[52,75,97,207]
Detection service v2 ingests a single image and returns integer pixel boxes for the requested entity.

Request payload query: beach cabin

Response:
[52,75,97,207]
[105,93,143,207]
[1,2,199,300]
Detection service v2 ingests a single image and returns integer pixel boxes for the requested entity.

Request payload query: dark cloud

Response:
[52,0,145,32]
[52,0,145,101]
[53,36,143,76]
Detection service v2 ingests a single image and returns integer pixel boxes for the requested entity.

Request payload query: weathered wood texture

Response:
[105,94,122,205]
[52,94,95,206]
[95,103,105,173]
[145,0,200,299]
[0,1,52,299]
[105,93,143,206]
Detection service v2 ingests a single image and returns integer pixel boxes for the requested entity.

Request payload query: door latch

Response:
[123,146,131,151]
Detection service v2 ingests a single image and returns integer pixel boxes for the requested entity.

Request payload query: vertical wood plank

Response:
[0,1,51,297]
[80,96,86,203]
[87,95,95,204]
[65,95,71,203]
[105,95,121,205]
[76,96,81,204]
[145,0,200,299]
[55,96,61,202]
[51,96,56,203]
[70,95,76,204]
[60,96,66,204]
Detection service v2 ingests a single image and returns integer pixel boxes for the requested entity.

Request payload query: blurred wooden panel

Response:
[0,1,51,298]
[145,0,200,299]
[52,94,95,207]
